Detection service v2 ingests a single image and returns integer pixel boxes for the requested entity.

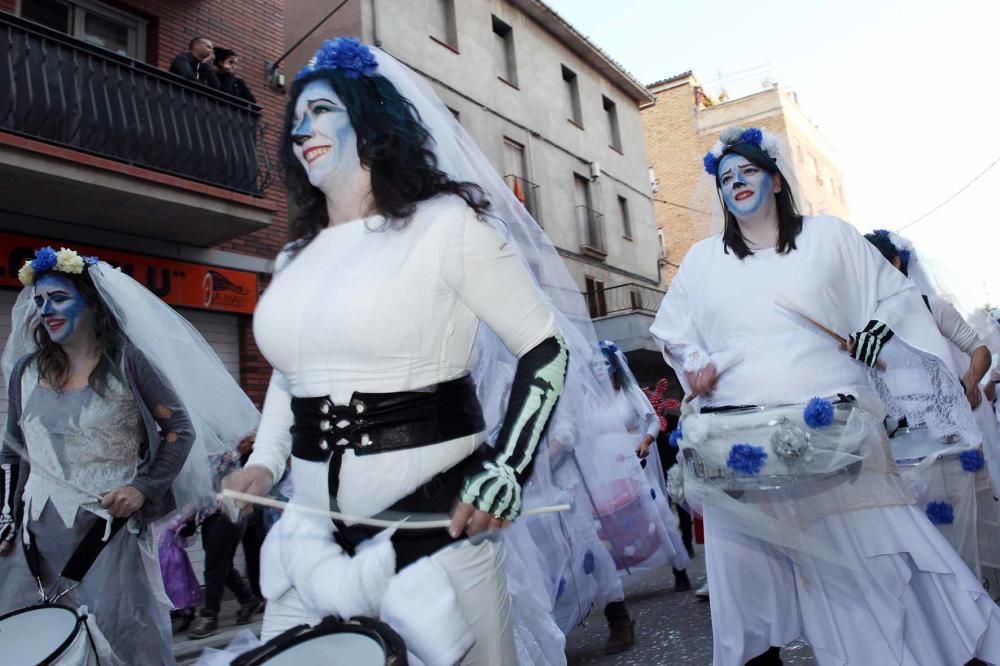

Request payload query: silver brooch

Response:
[770,417,815,463]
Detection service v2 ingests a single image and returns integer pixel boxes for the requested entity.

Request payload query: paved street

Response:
[565,546,817,665]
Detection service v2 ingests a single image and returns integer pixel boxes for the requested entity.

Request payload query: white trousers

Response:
[261,538,516,665]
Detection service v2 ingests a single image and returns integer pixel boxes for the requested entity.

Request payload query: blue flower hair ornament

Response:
[296,37,378,81]
[19,246,99,287]
[598,340,619,354]
[727,443,768,476]
[702,126,777,175]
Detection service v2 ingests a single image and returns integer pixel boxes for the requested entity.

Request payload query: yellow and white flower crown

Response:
[18,246,98,287]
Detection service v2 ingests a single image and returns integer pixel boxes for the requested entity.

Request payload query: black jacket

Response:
[217,71,257,104]
[169,51,220,89]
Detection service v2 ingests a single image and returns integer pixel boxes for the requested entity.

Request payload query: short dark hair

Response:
[864,232,907,275]
[281,68,489,246]
[189,36,211,49]
[214,46,237,66]
[715,143,804,259]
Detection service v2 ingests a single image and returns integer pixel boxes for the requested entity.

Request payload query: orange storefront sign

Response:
[1,233,258,314]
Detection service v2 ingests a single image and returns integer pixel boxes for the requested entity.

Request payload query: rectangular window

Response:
[503,137,538,220]
[492,15,517,86]
[618,195,632,239]
[428,0,458,50]
[602,95,622,151]
[585,277,607,318]
[575,173,605,255]
[562,65,582,126]
[19,0,147,60]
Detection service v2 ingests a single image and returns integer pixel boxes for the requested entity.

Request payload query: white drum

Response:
[0,604,98,666]
[680,400,867,494]
[890,425,982,575]
[890,425,968,467]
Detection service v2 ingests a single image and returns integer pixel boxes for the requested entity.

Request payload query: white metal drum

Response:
[0,604,97,666]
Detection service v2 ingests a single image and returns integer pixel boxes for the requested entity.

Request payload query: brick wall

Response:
[4,0,290,404]
[123,0,289,403]
[641,78,704,285]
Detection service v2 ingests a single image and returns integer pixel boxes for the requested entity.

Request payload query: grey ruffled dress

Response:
[0,349,195,666]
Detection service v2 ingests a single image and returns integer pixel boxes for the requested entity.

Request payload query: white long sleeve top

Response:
[247,196,556,516]
[926,294,984,357]
[651,216,960,411]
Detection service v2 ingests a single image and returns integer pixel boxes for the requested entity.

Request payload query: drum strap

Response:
[23,517,127,590]
[331,446,490,571]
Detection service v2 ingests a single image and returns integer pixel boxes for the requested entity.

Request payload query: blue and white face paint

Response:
[718,153,776,218]
[290,80,363,192]
[33,273,94,346]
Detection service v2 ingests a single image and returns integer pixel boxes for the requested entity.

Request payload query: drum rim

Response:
[242,622,392,665]
[0,603,84,665]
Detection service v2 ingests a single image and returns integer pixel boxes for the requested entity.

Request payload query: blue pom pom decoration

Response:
[803,397,834,429]
[702,151,719,176]
[30,246,58,272]
[583,550,595,574]
[740,127,763,147]
[926,500,955,525]
[726,443,768,476]
[598,340,619,353]
[297,37,378,81]
[668,423,683,448]
[960,449,985,473]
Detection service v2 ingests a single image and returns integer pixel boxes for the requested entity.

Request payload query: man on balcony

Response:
[170,36,220,89]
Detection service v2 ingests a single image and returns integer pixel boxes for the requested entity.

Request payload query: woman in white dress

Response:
[221,39,569,665]
[651,126,1000,665]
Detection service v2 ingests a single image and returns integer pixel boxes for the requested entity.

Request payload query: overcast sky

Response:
[544,0,1000,311]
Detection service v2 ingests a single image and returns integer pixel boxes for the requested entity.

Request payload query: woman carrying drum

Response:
[651,126,1000,665]
[0,247,258,664]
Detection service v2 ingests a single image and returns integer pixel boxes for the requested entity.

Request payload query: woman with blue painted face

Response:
[651,127,1000,665]
[221,39,570,665]
[0,247,258,665]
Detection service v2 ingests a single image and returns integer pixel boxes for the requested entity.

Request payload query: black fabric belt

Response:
[290,375,489,571]
[290,374,485,463]
[333,445,491,571]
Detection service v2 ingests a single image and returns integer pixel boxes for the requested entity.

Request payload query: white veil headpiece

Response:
[3,261,260,510]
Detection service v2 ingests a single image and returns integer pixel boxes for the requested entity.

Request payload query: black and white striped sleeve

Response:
[850,320,894,368]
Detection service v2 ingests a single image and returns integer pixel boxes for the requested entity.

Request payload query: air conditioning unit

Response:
[589,161,602,181]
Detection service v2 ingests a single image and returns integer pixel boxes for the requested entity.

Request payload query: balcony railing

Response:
[584,282,665,319]
[504,173,540,222]
[576,204,606,258]
[0,12,269,195]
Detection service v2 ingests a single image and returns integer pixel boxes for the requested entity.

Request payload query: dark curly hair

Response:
[280,68,490,246]
[32,268,125,396]
[715,143,804,259]
[864,232,908,275]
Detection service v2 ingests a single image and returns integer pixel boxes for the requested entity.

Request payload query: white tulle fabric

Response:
[1,263,260,511]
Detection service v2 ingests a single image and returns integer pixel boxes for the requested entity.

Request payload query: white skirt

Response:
[704,503,1000,666]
